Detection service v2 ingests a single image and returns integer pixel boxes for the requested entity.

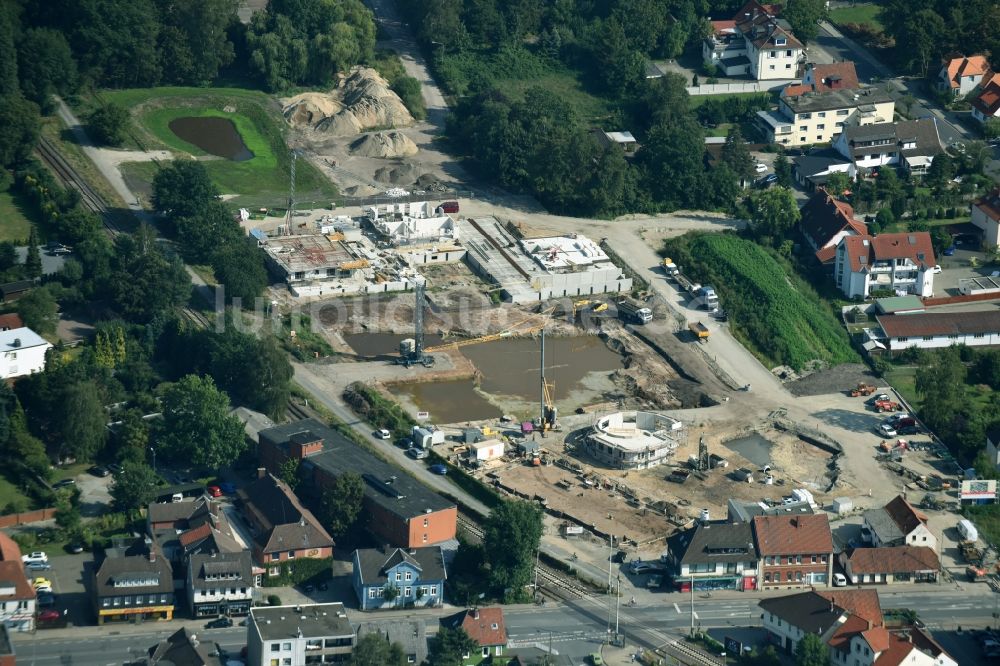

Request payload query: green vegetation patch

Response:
[141,107,276,170]
[829,4,884,32]
[0,186,34,243]
[664,233,859,371]
[964,504,1000,547]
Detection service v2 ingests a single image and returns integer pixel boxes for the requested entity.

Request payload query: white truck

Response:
[662,257,679,277]
[618,298,653,324]
[696,285,719,311]
[958,518,978,543]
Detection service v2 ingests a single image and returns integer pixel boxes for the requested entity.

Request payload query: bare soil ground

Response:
[786,363,882,397]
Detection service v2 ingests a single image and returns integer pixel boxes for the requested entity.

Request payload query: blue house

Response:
[352,546,446,611]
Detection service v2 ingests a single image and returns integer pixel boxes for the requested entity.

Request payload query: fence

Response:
[923,291,1000,307]
[685,79,796,96]
[0,508,56,528]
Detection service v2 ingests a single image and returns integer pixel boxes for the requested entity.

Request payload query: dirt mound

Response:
[373,162,419,184]
[282,67,413,136]
[344,184,379,197]
[350,131,418,158]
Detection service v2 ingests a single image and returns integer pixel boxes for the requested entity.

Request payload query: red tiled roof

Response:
[734,1,802,49]
[877,310,1000,339]
[0,313,23,331]
[782,84,812,98]
[943,55,993,87]
[973,80,1000,117]
[875,632,920,666]
[975,187,1000,222]
[800,188,865,257]
[711,19,736,34]
[844,546,939,574]
[882,495,928,534]
[178,522,213,548]
[842,231,935,273]
[0,532,22,562]
[460,608,507,647]
[818,589,883,627]
[753,514,833,556]
[827,614,870,652]
[861,626,891,652]
[0,561,35,601]
[810,62,861,92]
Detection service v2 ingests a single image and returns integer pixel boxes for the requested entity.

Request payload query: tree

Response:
[58,381,107,462]
[780,0,827,44]
[320,472,364,539]
[773,153,793,188]
[110,460,161,513]
[211,239,269,305]
[930,226,952,258]
[278,457,300,490]
[482,499,543,601]
[824,171,851,196]
[926,153,956,187]
[16,286,58,334]
[720,124,755,183]
[25,225,42,279]
[876,168,905,216]
[0,94,41,167]
[985,118,1000,142]
[109,224,192,323]
[156,0,238,85]
[17,28,77,106]
[159,374,246,469]
[152,160,219,219]
[916,346,966,435]
[427,627,478,666]
[86,103,131,146]
[115,408,150,462]
[175,200,242,264]
[872,208,895,234]
[795,632,829,666]
[747,187,800,242]
[348,632,405,666]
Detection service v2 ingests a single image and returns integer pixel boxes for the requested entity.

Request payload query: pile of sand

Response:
[282,67,413,137]
[350,131,418,158]
[373,163,420,185]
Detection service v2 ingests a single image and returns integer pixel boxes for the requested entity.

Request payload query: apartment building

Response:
[246,603,355,666]
[187,551,254,618]
[834,232,936,299]
[0,533,34,633]
[753,514,834,589]
[703,1,804,80]
[663,521,758,592]
[833,119,944,176]
[93,539,174,625]
[758,87,894,147]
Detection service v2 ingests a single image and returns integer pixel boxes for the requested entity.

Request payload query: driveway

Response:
[74,471,112,517]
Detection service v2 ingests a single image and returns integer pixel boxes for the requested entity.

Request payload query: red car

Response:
[207,485,222,498]
[38,609,61,622]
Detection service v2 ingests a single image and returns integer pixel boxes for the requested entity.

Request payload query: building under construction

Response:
[586,410,684,470]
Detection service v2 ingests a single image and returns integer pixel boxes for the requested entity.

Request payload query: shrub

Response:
[262,557,333,588]
[342,383,416,438]
[391,76,426,120]
[267,594,282,606]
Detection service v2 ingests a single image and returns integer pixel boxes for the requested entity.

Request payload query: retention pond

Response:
[168,116,254,161]
[724,433,773,469]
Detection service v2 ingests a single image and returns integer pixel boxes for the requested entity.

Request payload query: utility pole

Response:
[539,329,546,438]
[690,575,695,634]
[615,573,621,636]
[607,534,614,641]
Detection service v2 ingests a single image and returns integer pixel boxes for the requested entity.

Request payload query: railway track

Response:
[179,307,211,330]
[35,136,121,236]
[286,402,311,422]
[457,515,593,600]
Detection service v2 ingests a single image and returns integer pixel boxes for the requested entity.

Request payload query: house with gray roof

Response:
[187,551,254,618]
[352,546,446,611]
[862,495,936,551]
[246,603,354,666]
[833,119,944,176]
[356,620,428,665]
[137,628,223,666]
[663,521,758,592]
[93,539,174,625]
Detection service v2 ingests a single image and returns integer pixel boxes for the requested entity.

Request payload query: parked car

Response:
[88,466,110,477]
[878,423,898,437]
[628,561,660,575]
[407,447,429,460]
[374,429,391,439]
[429,464,448,475]
[37,609,61,622]
[589,654,604,666]
[22,552,48,564]
[833,573,847,586]
[207,485,222,498]
[932,265,942,274]
[25,561,52,571]
[754,162,768,173]
[107,463,122,474]
[205,617,233,629]
[944,245,956,256]
[52,479,75,489]
[65,543,84,554]
[219,482,237,494]
[36,592,56,608]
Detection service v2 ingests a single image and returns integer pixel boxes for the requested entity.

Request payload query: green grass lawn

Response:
[95,87,338,208]
[0,186,34,243]
[705,122,733,138]
[883,365,919,407]
[883,218,957,233]
[0,474,29,512]
[829,4,884,31]
[688,91,777,110]
[504,70,615,123]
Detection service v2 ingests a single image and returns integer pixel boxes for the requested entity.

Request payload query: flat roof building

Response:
[246,603,354,666]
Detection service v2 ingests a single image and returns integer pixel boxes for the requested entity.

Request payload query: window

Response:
[818,112,826,118]
[404,572,412,581]
[799,126,807,132]
[283,643,292,651]
[271,644,281,652]
[770,65,775,70]
[786,64,792,69]
[283,660,291,666]
[404,586,412,597]
[395,573,402,582]
[288,551,295,559]
[837,109,849,116]
[949,334,959,340]
[422,534,428,543]
[764,573,771,582]
[423,518,429,528]
[817,124,825,130]
[769,50,776,58]
[271,553,279,562]
[811,555,817,564]
[975,333,985,339]
[429,585,438,595]
[799,113,812,120]
[796,572,803,582]
[776,38,786,46]
[271,660,279,666]
[897,337,908,343]
[785,49,792,56]
[796,555,802,564]
[482,647,490,658]
[923,336,933,341]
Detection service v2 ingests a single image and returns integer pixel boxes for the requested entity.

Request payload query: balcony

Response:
[869,264,892,273]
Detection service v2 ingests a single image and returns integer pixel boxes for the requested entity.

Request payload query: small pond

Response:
[392,379,501,424]
[724,433,773,469]
[168,116,254,161]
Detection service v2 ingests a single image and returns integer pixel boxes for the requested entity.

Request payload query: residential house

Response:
[356,620,427,666]
[733,1,804,81]
[258,420,457,550]
[138,628,224,666]
[352,546,446,611]
[758,86,894,147]
[0,532,34,632]
[187,551,254,618]
[246,603,355,666]
[986,425,1000,470]
[147,497,238,563]
[972,79,1000,123]
[792,150,856,191]
[662,521,758,592]
[840,546,939,584]
[972,187,1000,248]
[236,473,334,576]
[0,327,51,380]
[937,55,994,97]
[0,314,23,332]
[0,625,13,666]
[832,119,944,176]
[760,589,954,665]
[0,281,33,303]
[799,62,861,94]
[753,513,834,589]
[444,608,508,665]
[833,232,936,299]
[799,188,867,265]
[874,310,1000,352]
[863,495,937,551]
[93,539,174,625]
[702,19,748,77]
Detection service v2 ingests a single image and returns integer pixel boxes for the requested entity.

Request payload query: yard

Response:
[0,185,33,243]
[828,3,884,32]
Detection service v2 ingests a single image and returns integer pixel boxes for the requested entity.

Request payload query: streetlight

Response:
[150,446,156,473]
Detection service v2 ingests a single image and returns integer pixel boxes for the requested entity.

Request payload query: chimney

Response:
[257,467,267,479]
[149,549,156,563]
[473,609,480,620]
[867,618,873,630]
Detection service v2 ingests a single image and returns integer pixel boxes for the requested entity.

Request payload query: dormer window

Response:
[775,37,786,46]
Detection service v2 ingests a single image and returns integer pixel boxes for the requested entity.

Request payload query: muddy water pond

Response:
[724,433,773,468]
[344,332,446,357]
[168,116,254,161]
[392,379,501,423]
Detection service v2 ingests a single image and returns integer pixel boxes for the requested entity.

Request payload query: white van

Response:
[833,573,847,587]
[171,492,184,503]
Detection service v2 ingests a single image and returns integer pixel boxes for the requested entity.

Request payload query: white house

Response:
[972,80,1000,123]
[0,327,51,379]
[663,521,758,592]
[875,310,1000,352]
[834,232,936,299]
[758,86,894,147]
[832,119,944,176]
[972,188,1000,248]
[862,496,937,552]
[936,55,993,97]
[704,1,804,81]
[246,604,355,666]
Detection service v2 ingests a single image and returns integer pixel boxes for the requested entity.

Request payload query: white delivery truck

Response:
[958,518,978,543]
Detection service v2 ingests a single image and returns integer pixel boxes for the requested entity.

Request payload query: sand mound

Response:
[282,67,413,137]
[373,162,420,185]
[351,131,418,159]
[345,184,379,197]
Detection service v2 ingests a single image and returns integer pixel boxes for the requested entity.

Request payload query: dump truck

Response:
[662,257,679,277]
[618,298,653,324]
[688,321,710,341]
[850,383,878,397]
[873,398,903,412]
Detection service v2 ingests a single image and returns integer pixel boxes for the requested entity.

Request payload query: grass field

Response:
[883,217,957,233]
[883,365,919,407]
[503,70,615,123]
[688,91,777,109]
[829,4,884,31]
[40,116,131,216]
[0,186,33,243]
[0,473,29,512]
[94,87,338,208]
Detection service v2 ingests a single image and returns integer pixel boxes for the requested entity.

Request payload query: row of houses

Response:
[663,495,940,592]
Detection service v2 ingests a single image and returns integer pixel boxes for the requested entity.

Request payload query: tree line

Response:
[879,0,1000,76]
